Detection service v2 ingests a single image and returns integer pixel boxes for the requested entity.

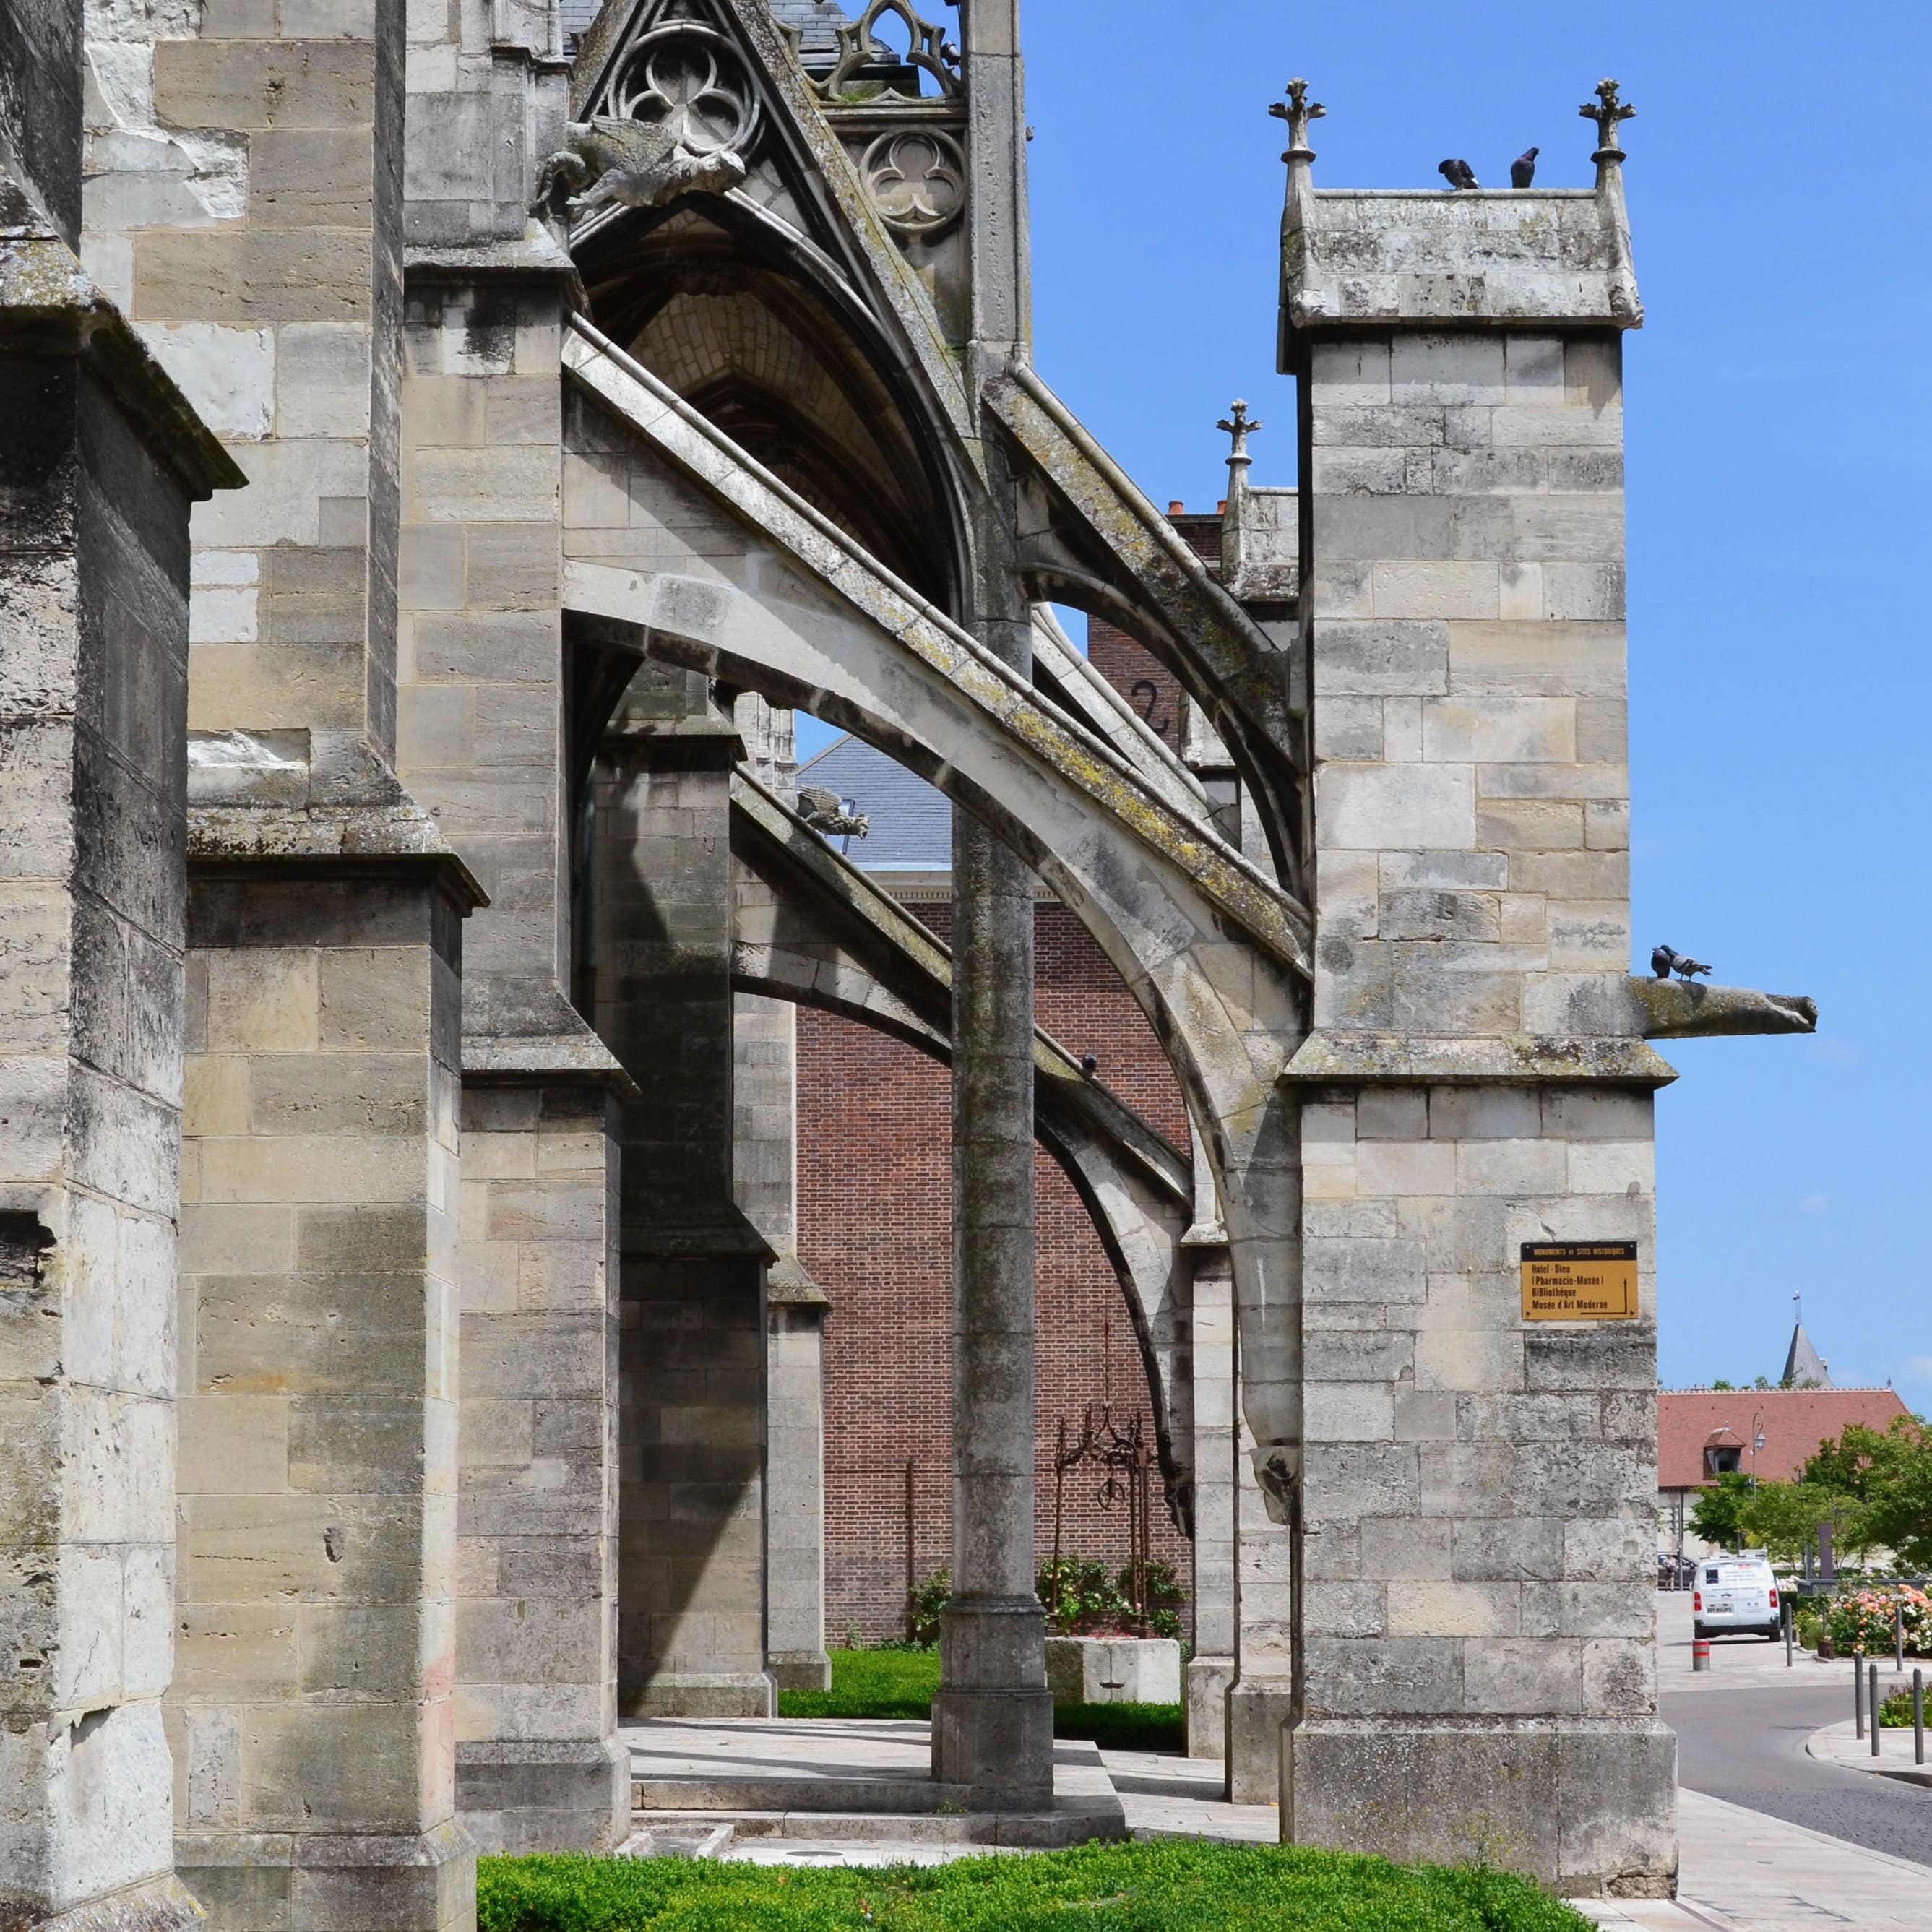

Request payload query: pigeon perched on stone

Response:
[1437,158,1479,190]
[1079,1054,1098,1077]
[1510,146,1539,187]
[1651,945,1712,983]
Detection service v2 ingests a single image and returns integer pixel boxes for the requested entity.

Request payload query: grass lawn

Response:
[478,1842,1594,1931]
[777,1651,1186,1751]
[778,1648,940,1720]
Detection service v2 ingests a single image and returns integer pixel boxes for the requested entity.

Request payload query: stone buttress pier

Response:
[1274,85,1676,1892]
[590,667,775,1720]
[0,3,239,1920]
[397,0,631,1857]
[733,697,832,1695]
[77,2,489,1921]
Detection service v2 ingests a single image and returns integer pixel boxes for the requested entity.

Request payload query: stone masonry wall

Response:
[1306,334,1630,1022]
[0,356,195,1926]
[83,1,407,794]
[172,871,472,1932]
[452,1079,624,1854]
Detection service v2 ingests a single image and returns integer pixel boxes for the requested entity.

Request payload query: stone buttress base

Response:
[1227,1677,1294,1803]
[1283,1717,1678,1895]
[768,1651,833,1692]
[27,1876,205,1932]
[456,1737,629,1855]
[178,1821,476,1932]
[1185,1655,1234,1759]
[623,1673,775,1719]
[931,1600,1054,1808]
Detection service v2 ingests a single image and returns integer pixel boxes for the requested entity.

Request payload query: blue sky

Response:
[803,3,1931,1402]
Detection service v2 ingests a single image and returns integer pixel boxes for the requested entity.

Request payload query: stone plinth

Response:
[1045,1638,1181,1706]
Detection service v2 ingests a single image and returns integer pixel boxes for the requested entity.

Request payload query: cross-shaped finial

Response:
[1268,78,1324,163]
[1579,77,1636,163]
[1217,400,1261,465]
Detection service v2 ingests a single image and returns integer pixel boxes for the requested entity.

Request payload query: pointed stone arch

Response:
[576,204,959,600]
[561,319,1313,1514]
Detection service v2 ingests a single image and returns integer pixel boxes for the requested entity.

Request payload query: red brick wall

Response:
[1087,619,1187,764]
[799,902,1192,1644]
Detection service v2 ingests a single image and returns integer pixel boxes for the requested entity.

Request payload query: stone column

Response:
[592,669,774,1719]
[928,0,1055,1810]
[0,28,236,1914]
[1276,108,1674,1892]
[929,792,1053,1801]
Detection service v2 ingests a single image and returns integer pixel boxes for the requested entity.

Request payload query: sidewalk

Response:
[1806,1715,1932,1790]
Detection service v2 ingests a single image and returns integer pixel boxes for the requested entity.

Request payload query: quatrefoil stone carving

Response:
[610,22,761,160]
[862,129,965,240]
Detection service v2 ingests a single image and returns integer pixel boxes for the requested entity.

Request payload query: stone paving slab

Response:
[622,1718,1125,1846]
[1579,1788,1931,1932]
[1806,1716,1932,1790]
[1097,1745,1279,1844]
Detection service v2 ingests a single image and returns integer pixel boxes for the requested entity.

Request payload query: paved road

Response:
[1663,1673,1932,1869]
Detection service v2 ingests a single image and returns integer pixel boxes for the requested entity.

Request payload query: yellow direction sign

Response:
[1519,1242,1639,1321]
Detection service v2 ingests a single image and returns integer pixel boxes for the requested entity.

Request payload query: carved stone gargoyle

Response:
[534,116,746,223]
[1624,977,1817,1040]
[795,785,870,841]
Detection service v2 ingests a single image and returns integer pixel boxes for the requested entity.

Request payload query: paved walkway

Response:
[624,1711,1932,1921]
[1806,1715,1932,1790]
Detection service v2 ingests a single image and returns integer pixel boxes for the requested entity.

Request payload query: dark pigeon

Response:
[1079,1053,1098,1077]
[1437,158,1479,191]
[1510,146,1539,188]
[1651,946,1713,983]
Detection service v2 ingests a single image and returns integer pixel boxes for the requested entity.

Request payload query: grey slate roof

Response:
[797,733,949,872]
[1782,1321,1834,1390]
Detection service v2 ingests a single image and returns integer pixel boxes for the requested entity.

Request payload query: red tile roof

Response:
[1658,1389,1913,1490]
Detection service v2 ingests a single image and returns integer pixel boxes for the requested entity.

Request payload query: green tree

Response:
[1803,1415,1932,1570]
[1690,1471,1754,1552]
[1737,1479,1849,1564]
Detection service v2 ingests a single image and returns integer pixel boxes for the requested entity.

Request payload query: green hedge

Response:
[1050,1702,1185,1753]
[478,1842,1592,1931]
[777,1653,1185,1750]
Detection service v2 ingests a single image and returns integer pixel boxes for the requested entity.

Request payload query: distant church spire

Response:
[1782,1300,1832,1389]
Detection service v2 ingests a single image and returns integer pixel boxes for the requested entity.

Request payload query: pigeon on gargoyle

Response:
[1651,945,1712,983]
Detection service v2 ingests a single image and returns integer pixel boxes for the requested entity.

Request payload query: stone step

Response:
[630,1805,1127,1848]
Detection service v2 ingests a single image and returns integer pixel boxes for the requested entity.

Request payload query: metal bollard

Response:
[1871,1663,1881,1756]
[1784,1598,1794,1668]
[1855,1652,1864,1736]
[1897,1603,1906,1673]
[1915,1668,1925,1768]
[1692,1636,1710,1673]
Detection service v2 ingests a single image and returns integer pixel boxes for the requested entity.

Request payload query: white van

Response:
[1693,1553,1781,1640]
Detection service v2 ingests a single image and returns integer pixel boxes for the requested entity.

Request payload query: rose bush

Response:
[1824,1583,1932,1655]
